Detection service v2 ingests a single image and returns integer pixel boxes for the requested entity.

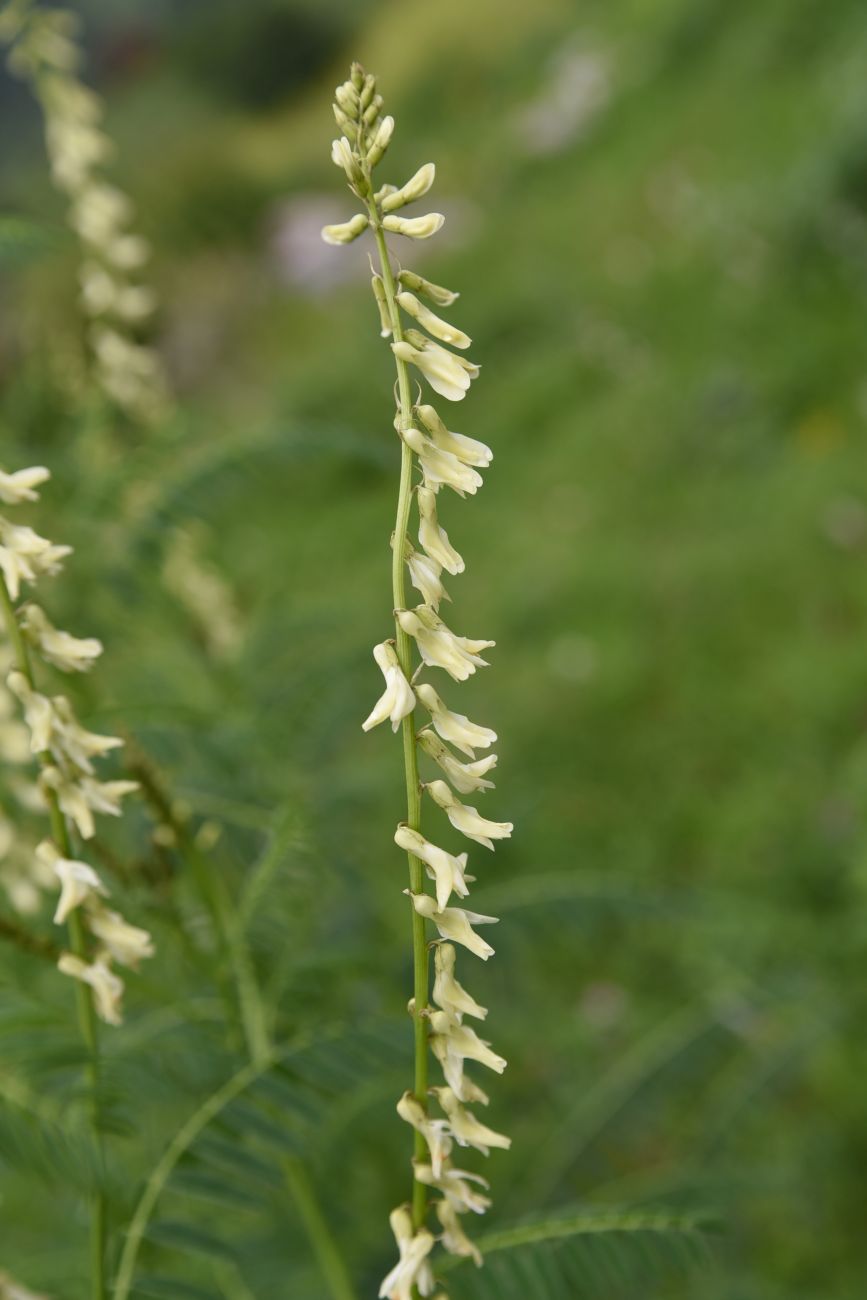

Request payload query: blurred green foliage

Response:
[1,0,867,1296]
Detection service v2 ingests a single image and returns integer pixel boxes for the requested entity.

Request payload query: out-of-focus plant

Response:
[0,0,168,422]
[0,461,151,1298]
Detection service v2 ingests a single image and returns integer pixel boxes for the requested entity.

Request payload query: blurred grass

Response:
[1,0,867,1296]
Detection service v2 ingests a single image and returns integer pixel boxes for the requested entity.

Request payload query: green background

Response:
[1,0,866,1296]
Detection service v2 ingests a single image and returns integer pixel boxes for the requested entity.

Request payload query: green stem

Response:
[0,572,106,1300]
[283,1157,358,1300]
[368,204,431,1232]
[131,754,271,1065]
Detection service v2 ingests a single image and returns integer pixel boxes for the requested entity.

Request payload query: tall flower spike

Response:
[323,64,510,1280]
[1,3,168,421]
[0,461,151,1031]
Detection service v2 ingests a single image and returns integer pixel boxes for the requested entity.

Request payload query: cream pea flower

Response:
[0,466,50,505]
[6,671,54,753]
[409,892,497,960]
[58,952,124,1026]
[396,1091,452,1178]
[378,1206,436,1300]
[391,339,471,402]
[431,1086,511,1155]
[0,522,71,599]
[432,942,488,1021]
[381,163,436,212]
[321,213,369,246]
[429,1010,507,1088]
[415,683,496,758]
[36,840,108,924]
[396,292,471,350]
[414,1160,491,1215]
[417,486,464,575]
[425,779,513,850]
[401,426,483,497]
[418,730,496,794]
[394,824,469,910]
[88,908,154,968]
[398,269,459,308]
[416,404,492,467]
[435,1197,483,1266]
[382,212,444,240]
[406,545,449,609]
[19,604,102,673]
[396,607,494,682]
[362,640,416,732]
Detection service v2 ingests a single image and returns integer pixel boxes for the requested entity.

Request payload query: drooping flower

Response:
[428,1010,507,1096]
[396,292,471,349]
[391,336,476,402]
[431,1086,511,1155]
[57,952,124,1026]
[417,487,464,575]
[435,1197,483,1266]
[88,908,155,968]
[378,1205,436,1300]
[0,467,50,505]
[19,604,102,673]
[394,824,469,910]
[37,840,108,924]
[396,1091,452,1178]
[414,1160,491,1215]
[408,892,497,960]
[418,729,496,794]
[415,404,493,467]
[362,641,416,733]
[415,683,497,758]
[406,544,449,609]
[431,942,488,1021]
[425,779,513,850]
[396,607,494,682]
[401,426,483,497]
[0,521,71,599]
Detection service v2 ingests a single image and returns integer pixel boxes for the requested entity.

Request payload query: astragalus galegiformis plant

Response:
[323,64,512,1298]
[0,460,152,1298]
[0,0,168,421]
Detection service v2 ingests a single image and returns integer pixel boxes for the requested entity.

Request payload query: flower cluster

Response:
[323,65,511,1297]
[0,0,168,421]
[0,462,151,1024]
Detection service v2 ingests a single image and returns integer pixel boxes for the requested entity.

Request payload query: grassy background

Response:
[1,0,867,1296]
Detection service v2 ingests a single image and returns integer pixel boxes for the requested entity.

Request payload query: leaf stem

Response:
[283,1156,358,1300]
[0,571,107,1300]
[367,201,431,1233]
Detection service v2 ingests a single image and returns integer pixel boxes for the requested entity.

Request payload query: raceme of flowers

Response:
[0,462,152,1024]
[323,64,511,1297]
[0,0,168,421]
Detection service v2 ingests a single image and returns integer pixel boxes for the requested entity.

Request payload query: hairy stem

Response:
[0,572,106,1300]
[368,203,431,1232]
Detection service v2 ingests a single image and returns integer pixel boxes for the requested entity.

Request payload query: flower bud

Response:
[397,291,471,349]
[320,213,369,246]
[381,163,436,213]
[398,269,460,308]
[366,115,394,167]
[382,212,445,240]
[371,273,392,337]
